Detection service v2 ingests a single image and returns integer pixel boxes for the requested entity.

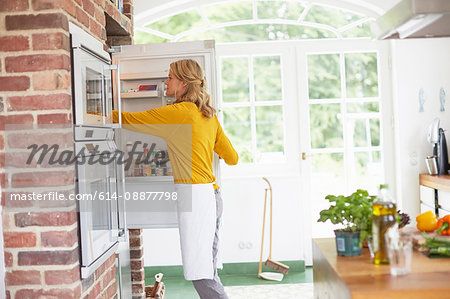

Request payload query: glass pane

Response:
[304,4,363,29]
[254,56,282,102]
[311,152,346,238]
[353,119,368,147]
[307,54,341,99]
[146,10,205,36]
[257,1,305,20]
[309,103,343,148]
[373,151,381,162]
[255,105,284,158]
[342,21,374,38]
[134,31,169,44]
[345,52,378,98]
[354,151,383,193]
[178,24,336,43]
[223,107,253,162]
[221,57,250,103]
[203,1,253,24]
[347,102,379,113]
[370,118,380,146]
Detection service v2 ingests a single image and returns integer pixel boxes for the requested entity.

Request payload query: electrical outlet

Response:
[246,242,253,249]
[239,241,246,249]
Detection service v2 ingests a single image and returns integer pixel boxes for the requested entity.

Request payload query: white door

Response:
[297,40,394,263]
[217,39,393,265]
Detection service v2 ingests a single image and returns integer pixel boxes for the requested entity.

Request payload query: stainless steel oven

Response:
[70,22,131,298]
[71,24,114,126]
[75,127,121,277]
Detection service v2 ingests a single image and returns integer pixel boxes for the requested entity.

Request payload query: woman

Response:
[113,59,238,298]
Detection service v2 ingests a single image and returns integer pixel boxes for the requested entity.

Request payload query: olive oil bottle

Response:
[372,184,397,264]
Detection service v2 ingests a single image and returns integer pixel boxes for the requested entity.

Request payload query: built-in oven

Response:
[75,127,124,278]
[71,24,114,126]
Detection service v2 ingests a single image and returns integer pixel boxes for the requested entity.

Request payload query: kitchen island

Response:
[313,238,450,299]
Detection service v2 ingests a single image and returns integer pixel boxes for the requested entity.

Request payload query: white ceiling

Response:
[133,0,402,27]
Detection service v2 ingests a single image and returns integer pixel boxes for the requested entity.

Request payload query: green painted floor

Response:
[145,266,313,299]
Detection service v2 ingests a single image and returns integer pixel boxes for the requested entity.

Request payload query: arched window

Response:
[134,0,378,44]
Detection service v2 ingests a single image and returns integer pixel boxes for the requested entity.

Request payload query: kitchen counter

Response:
[313,238,450,299]
[420,173,450,192]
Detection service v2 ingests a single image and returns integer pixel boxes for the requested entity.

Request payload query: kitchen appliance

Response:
[372,0,450,39]
[70,23,132,298]
[427,118,450,175]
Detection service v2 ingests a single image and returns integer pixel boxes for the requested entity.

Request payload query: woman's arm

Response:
[214,117,239,165]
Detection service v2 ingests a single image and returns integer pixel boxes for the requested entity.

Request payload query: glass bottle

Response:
[372,184,397,264]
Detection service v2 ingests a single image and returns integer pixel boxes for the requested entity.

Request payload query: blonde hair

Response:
[170,59,216,119]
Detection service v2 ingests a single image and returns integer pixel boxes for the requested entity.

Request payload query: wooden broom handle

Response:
[258,188,268,275]
[262,177,273,259]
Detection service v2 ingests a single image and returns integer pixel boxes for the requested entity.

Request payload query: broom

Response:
[258,177,289,280]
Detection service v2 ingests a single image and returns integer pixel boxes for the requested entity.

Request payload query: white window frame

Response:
[220,54,286,164]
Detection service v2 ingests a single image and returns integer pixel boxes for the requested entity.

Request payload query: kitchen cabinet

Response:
[419,174,450,217]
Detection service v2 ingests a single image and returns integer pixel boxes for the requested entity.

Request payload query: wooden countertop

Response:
[313,238,450,299]
[420,173,450,192]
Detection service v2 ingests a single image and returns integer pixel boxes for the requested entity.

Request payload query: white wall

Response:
[391,37,450,223]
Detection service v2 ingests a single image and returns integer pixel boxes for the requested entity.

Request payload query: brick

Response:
[131,271,144,281]
[62,0,77,18]
[129,229,143,236]
[105,1,114,17]
[0,36,29,52]
[0,114,34,131]
[45,266,80,285]
[6,13,69,31]
[76,6,90,28]
[15,211,77,227]
[0,134,3,150]
[5,54,70,73]
[0,97,3,112]
[6,270,41,285]
[123,3,132,14]
[37,113,71,125]
[4,151,38,168]
[0,0,28,12]
[93,0,105,8]
[94,6,106,26]
[5,291,10,299]
[41,228,78,247]
[8,93,71,111]
[130,249,143,259]
[4,192,34,208]
[18,248,78,266]
[32,32,70,51]
[106,281,117,298]
[82,273,95,293]
[0,76,30,91]
[102,267,116,289]
[83,0,95,17]
[129,235,142,247]
[132,283,144,294]
[95,253,116,278]
[0,173,7,189]
[32,72,71,91]
[86,280,102,299]
[130,260,143,269]
[4,232,37,248]
[7,131,73,149]
[90,19,102,40]
[15,286,81,299]
[4,251,13,267]
[12,170,74,188]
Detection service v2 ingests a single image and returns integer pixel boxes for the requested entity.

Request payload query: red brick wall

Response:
[0,0,133,298]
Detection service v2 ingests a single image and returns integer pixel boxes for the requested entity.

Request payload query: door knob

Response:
[302,152,311,160]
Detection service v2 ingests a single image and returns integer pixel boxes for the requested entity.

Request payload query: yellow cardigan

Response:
[113,102,238,188]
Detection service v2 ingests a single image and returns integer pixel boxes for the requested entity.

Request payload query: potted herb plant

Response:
[317,189,375,256]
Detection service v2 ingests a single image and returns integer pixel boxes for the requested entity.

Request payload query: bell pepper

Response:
[436,215,450,235]
[416,211,438,232]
